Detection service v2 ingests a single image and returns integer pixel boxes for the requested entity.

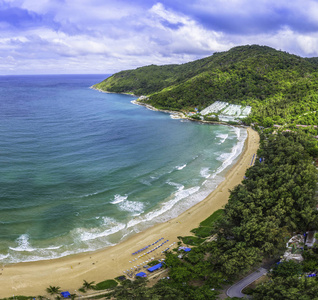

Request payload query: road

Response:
[226,267,267,298]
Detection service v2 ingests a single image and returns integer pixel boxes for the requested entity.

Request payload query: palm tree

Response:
[82,279,95,290]
[46,285,61,295]
[78,287,86,293]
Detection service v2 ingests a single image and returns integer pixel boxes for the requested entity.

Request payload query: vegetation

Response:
[115,275,126,281]
[106,130,318,299]
[218,131,318,258]
[252,255,318,299]
[271,261,303,278]
[94,45,318,126]
[46,285,61,295]
[203,115,219,122]
[253,276,318,300]
[191,209,224,238]
[94,279,118,290]
[148,260,160,267]
[178,236,205,246]
[78,279,96,292]
[82,279,95,289]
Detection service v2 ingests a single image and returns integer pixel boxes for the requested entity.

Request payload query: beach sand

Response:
[0,127,259,298]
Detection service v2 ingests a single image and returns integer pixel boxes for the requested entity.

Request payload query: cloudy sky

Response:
[2,0,318,75]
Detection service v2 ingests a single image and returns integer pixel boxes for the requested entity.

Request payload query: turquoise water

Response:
[0,75,247,263]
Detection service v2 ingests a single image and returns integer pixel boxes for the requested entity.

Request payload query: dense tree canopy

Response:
[253,276,318,300]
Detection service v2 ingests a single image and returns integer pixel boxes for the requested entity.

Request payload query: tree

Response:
[149,280,186,300]
[82,279,95,290]
[110,278,148,299]
[253,276,318,300]
[271,261,303,278]
[218,243,261,276]
[46,285,61,295]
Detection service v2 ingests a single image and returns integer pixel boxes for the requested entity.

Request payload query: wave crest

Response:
[111,194,128,204]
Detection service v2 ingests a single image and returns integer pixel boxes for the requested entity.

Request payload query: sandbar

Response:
[0,127,259,298]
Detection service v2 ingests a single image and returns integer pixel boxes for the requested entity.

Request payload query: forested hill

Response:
[94,45,318,125]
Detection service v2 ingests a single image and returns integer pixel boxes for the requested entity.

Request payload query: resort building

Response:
[200,101,252,122]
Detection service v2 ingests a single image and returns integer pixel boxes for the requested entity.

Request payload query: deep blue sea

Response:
[0,74,247,263]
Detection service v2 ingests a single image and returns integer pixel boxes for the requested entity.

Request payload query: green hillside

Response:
[94,45,318,126]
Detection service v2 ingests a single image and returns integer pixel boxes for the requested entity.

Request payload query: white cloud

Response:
[296,35,318,56]
[150,3,189,25]
[2,0,318,74]
[148,3,233,55]
[305,1,318,25]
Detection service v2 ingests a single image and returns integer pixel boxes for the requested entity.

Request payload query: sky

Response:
[2,0,318,75]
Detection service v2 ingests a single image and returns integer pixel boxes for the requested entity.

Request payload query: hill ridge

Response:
[94,44,318,126]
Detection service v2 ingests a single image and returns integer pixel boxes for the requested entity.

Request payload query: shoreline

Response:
[90,86,138,97]
[0,127,259,298]
[92,87,241,127]
[131,99,239,127]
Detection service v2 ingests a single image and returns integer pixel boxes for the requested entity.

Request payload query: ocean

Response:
[0,74,247,263]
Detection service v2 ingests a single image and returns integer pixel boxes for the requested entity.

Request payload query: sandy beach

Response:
[0,127,259,298]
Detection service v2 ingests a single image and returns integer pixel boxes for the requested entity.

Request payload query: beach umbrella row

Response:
[130,240,170,261]
[132,238,165,255]
[159,242,176,253]
[150,240,166,250]
[140,240,169,255]
[127,241,176,273]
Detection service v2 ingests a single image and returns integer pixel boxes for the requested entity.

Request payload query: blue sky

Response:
[2,0,318,75]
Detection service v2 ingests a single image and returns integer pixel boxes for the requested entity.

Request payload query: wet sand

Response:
[0,127,259,298]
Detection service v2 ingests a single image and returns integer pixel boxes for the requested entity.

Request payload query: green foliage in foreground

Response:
[94,279,118,290]
[108,131,318,299]
[94,45,318,126]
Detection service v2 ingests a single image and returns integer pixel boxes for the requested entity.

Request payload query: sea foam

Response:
[9,234,36,252]
[111,194,128,204]
[200,167,210,178]
[118,200,145,213]
[176,164,187,170]
[216,133,228,144]
[214,127,247,177]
